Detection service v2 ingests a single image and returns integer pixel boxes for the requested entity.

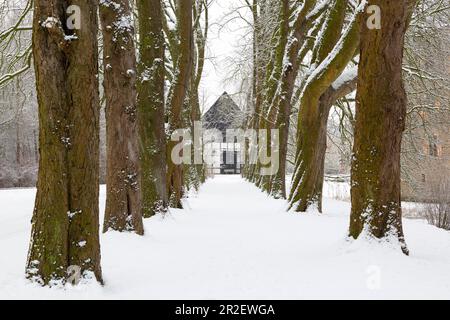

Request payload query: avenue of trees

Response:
[240,0,448,256]
[0,0,448,285]
[17,0,210,285]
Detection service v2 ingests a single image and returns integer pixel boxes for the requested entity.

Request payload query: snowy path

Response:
[1,175,450,299]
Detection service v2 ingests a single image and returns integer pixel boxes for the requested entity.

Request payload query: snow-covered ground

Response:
[1,175,449,299]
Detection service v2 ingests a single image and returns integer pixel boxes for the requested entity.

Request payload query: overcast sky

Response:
[199,0,252,114]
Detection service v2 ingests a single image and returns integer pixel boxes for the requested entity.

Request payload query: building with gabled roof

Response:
[202,92,244,174]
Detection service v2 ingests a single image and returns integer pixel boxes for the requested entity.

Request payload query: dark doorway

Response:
[221,151,241,174]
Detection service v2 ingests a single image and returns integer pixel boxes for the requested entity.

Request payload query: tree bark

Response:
[350,0,410,255]
[256,0,290,193]
[137,0,168,218]
[244,0,260,182]
[100,0,144,234]
[268,0,317,199]
[289,1,358,213]
[26,0,102,285]
[166,0,193,208]
[184,0,208,192]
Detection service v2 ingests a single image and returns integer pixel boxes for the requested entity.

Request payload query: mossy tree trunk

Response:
[247,1,275,184]
[184,0,208,191]
[166,0,193,208]
[350,0,410,255]
[26,0,102,285]
[256,0,290,193]
[246,4,267,185]
[137,0,168,218]
[243,0,260,182]
[268,0,317,199]
[100,0,144,234]
[289,0,359,213]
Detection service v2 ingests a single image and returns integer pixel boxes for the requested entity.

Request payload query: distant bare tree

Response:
[422,179,450,230]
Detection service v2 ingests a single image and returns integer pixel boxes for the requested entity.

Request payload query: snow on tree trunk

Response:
[256,0,290,194]
[268,0,318,199]
[289,1,359,213]
[243,0,265,183]
[26,0,102,285]
[166,0,193,208]
[100,0,144,235]
[137,0,168,218]
[184,0,208,192]
[349,0,410,255]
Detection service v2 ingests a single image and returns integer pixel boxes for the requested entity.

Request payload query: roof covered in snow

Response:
[202,92,244,135]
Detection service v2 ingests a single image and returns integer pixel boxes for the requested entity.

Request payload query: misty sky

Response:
[199,0,252,113]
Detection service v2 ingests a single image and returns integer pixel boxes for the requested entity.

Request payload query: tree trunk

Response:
[289,94,331,212]
[268,0,317,199]
[184,0,208,192]
[137,0,168,218]
[256,0,290,193]
[350,0,410,255]
[166,0,193,208]
[288,81,356,212]
[289,1,358,213]
[100,0,143,234]
[243,0,260,182]
[26,0,102,285]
